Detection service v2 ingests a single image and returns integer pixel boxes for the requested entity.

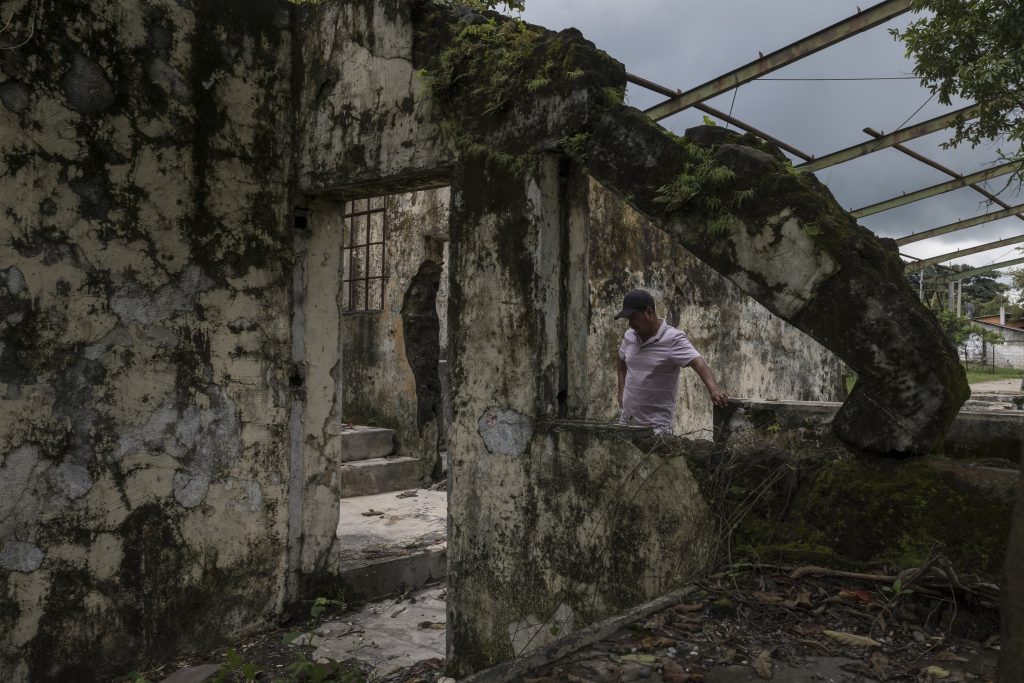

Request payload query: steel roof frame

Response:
[850,161,1023,218]
[896,204,1024,246]
[931,257,1024,283]
[904,235,1024,273]
[625,4,1020,275]
[643,0,915,122]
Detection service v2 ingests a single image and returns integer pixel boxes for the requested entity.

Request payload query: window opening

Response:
[342,195,388,312]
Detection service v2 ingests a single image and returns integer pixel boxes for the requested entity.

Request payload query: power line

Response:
[756,76,920,81]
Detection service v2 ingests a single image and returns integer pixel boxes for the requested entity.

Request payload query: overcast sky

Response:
[520,1,1023,274]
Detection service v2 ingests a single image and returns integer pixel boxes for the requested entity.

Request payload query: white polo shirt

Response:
[619,320,701,433]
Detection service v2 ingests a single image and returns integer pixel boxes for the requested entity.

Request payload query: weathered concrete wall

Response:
[300,189,448,483]
[446,155,714,676]
[581,179,845,437]
[296,0,453,195]
[0,0,295,679]
[965,322,1024,369]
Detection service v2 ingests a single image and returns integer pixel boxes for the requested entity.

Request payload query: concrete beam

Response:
[644,0,914,121]
[896,204,1024,246]
[796,104,981,173]
[904,235,1024,272]
[851,161,1023,218]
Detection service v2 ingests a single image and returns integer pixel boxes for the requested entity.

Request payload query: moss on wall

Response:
[0,0,295,679]
[731,454,1012,579]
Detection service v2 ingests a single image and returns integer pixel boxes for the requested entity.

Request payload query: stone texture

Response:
[61,53,115,114]
[0,0,295,679]
[0,541,44,573]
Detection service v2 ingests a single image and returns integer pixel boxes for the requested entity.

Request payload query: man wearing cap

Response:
[615,288,729,433]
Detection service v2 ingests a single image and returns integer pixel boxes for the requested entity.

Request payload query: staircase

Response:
[333,426,447,603]
[336,426,423,496]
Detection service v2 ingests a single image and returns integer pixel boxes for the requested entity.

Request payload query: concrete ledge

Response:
[338,456,422,496]
[716,399,1023,462]
[337,426,395,462]
[338,546,446,603]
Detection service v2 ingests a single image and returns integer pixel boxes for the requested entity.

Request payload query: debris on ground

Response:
[518,560,999,682]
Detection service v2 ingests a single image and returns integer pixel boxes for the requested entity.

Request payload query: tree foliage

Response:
[893,1,1024,173]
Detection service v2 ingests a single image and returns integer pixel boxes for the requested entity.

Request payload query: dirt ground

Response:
[513,563,1000,683]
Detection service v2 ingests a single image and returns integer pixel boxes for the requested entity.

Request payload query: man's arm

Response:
[616,356,627,407]
[688,357,729,408]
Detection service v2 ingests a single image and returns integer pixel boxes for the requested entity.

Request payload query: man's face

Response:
[627,307,659,338]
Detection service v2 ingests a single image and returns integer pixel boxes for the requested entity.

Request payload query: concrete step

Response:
[338,456,422,497]
[335,490,447,602]
[338,426,395,462]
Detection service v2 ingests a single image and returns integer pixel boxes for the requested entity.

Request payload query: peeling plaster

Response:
[0,541,44,573]
[477,407,533,457]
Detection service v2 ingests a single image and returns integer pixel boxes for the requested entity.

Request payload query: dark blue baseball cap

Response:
[614,289,655,319]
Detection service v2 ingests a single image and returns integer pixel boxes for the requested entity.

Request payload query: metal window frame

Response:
[341,198,389,313]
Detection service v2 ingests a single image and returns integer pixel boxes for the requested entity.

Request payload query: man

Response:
[615,288,729,433]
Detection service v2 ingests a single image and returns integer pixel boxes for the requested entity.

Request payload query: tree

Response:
[893,1,1024,176]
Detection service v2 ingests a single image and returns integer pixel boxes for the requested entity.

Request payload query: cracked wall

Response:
[0,0,295,679]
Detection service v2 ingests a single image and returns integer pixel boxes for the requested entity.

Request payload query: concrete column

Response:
[948,281,956,312]
[1001,304,1006,326]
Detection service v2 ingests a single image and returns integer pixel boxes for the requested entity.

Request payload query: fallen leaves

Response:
[822,630,880,648]
[921,664,951,679]
[752,650,773,680]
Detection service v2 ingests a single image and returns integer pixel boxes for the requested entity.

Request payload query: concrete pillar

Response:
[948,281,956,312]
[1001,304,1006,326]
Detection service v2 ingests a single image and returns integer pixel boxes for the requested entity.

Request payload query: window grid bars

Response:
[341,198,388,312]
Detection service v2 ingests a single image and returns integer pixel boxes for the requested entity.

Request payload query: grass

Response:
[963,363,1023,385]
[843,363,1022,394]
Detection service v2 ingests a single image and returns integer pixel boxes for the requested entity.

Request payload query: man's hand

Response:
[708,386,730,408]
[689,357,730,408]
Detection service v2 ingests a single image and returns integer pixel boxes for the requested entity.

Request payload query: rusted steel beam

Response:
[932,256,1024,283]
[625,72,813,161]
[851,161,1023,218]
[796,104,981,172]
[862,127,1024,224]
[644,0,914,121]
[896,204,1024,246]
[904,234,1024,272]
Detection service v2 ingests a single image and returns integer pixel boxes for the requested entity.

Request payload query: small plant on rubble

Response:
[654,141,754,239]
[211,648,262,683]
[280,595,367,683]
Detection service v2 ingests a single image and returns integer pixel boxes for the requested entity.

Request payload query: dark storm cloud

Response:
[521,1,1022,270]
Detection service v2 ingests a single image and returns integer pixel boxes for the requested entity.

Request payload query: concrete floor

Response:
[336,488,447,561]
[313,584,447,679]
[969,378,1022,393]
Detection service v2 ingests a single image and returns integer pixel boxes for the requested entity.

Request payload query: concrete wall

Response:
[964,322,1024,369]
[296,0,453,195]
[300,189,449,480]
[444,157,845,675]
[0,0,296,679]
[447,156,714,675]
[581,178,845,437]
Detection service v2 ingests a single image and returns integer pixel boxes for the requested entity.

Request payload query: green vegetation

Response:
[733,457,1012,578]
[893,1,1024,181]
[963,363,1023,384]
[653,141,754,238]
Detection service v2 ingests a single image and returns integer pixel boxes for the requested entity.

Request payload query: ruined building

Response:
[0,0,980,680]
